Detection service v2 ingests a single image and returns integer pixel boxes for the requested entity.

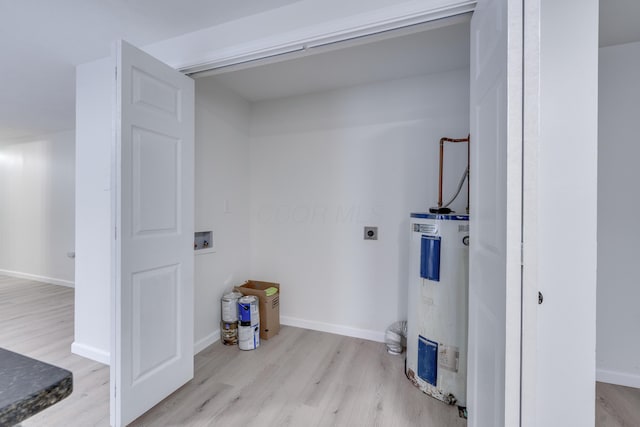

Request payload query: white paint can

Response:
[238,324,260,350]
[238,295,259,326]
[221,291,243,323]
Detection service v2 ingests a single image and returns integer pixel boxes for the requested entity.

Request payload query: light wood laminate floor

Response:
[1,276,638,426]
[596,382,640,427]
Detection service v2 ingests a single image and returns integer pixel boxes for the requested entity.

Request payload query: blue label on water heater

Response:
[420,235,441,281]
[418,336,438,386]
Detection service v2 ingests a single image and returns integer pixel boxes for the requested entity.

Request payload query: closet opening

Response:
[189,12,472,366]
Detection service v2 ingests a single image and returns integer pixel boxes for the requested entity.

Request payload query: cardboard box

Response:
[234,280,280,340]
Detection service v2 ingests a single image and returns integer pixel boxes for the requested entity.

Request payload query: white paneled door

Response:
[468,0,523,426]
[111,40,195,427]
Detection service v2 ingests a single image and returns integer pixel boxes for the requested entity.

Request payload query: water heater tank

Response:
[406,213,469,406]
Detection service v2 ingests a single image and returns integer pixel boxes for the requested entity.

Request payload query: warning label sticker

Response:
[438,345,460,372]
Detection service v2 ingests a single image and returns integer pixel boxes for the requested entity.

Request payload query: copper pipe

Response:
[467,134,470,214]
[437,136,470,208]
[438,139,444,207]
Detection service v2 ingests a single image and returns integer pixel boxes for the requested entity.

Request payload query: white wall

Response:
[0,130,75,286]
[597,40,640,389]
[73,57,112,364]
[193,80,252,351]
[248,70,469,340]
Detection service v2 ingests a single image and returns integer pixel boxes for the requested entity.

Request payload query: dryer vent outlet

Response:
[364,226,378,240]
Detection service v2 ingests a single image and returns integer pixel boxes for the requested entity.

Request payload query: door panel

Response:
[132,128,180,235]
[111,40,194,427]
[468,0,522,426]
[531,0,598,425]
[131,264,180,385]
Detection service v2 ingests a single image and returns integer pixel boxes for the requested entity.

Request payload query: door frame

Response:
[503,0,526,424]
[521,0,540,424]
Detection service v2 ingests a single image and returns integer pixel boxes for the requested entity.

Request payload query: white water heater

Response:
[406,213,469,407]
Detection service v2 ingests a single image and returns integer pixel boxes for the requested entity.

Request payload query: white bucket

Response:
[238,295,259,326]
[221,291,243,323]
[238,324,260,350]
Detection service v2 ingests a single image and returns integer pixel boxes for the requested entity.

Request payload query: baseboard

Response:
[71,332,221,364]
[72,322,382,363]
[71,341,110,365]
[597,368,640,389]
[194,330,220,354]
[281,316,385,343]
[0,269,74,288]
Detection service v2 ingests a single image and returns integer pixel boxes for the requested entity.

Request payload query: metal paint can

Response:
[221,291,243,323]
[221,321,238,346]
[238,295,259,326]
[238,323,260,350]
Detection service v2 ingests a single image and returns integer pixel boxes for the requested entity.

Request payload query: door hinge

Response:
[115,67,117,80]
[520,242,524,266]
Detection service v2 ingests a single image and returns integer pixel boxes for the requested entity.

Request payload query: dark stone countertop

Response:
[0,348,73,426]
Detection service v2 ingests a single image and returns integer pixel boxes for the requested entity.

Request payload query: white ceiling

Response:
[0,0,299,142]
[204,19,471,102]
[0,1,639,143]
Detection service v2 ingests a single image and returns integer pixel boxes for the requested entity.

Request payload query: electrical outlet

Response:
[364,226,378,240]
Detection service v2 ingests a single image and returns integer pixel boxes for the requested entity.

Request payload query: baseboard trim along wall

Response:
[71,342,110,365]
[597,368,640,389]
[281,316,385,343]
[194,330,220,355]
[0,269,74,288]
[196,319,386,352]
[72,332,222,365]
